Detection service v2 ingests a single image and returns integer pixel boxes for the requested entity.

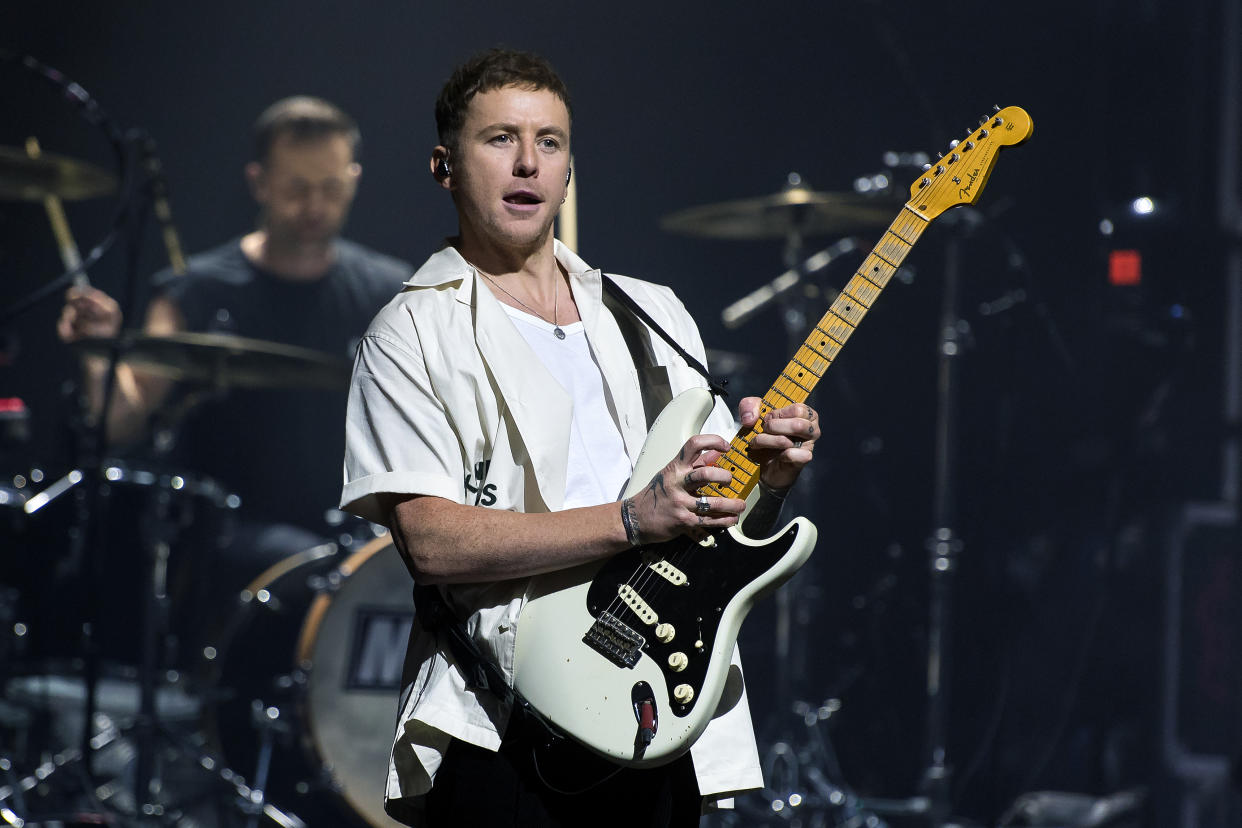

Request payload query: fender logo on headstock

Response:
[959,166,982,200]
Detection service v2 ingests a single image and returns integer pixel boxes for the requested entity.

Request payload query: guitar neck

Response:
[702,207,930,502]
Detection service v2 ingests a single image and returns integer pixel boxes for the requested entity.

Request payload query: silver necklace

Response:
[476,266,566,340]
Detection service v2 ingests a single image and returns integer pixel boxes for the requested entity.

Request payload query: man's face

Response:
[251,133,360,249]
[445,85,571,253]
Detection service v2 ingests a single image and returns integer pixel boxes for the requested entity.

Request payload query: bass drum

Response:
[202,536,412,828]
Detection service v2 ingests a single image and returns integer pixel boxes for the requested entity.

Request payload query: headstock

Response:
[906,105,1033,220]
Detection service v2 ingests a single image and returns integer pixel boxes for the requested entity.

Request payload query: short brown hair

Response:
[252,96,360,163]
[435,48,572,151]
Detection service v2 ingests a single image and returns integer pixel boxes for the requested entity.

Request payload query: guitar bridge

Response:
[583,611,645,668]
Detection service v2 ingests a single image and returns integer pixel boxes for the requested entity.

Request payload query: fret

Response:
[844,275,881,307]
[777,371,812,396]
[805,328,845,359]
[860,256,896,289]
[770,379,809,407]
[722,449,757,476]
[830,292,867,327]
[790,350,829,379]
[764,388,796,409]
[821,312,856,346]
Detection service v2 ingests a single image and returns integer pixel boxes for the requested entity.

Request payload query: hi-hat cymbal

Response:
[661,183,896,240]
[73,332,352,392]
[0,145,117,201]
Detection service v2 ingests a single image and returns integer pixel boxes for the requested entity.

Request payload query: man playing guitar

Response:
[340,48,819,826]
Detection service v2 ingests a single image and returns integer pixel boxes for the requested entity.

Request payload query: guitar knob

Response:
[673,684,695,703]
[655,623,675,643]
[668,652,688,672]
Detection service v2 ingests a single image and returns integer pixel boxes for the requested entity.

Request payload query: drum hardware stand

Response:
[236,700,301,828]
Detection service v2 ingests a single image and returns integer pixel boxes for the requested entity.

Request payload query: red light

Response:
[1109,249,1142,286]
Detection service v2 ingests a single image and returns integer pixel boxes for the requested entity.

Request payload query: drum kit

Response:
[0,119,415,827]
[1,57,949,828]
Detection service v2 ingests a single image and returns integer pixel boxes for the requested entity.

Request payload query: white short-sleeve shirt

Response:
[340,242,763,818]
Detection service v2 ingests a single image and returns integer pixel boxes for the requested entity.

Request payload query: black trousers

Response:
[424,712,702,827]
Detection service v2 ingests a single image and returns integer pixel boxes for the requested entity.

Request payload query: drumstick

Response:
[557,153,578,253]
[26,136,89,287]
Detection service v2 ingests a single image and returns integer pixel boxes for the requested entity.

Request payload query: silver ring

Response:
[695,495,711,515]
[792,439,804,449]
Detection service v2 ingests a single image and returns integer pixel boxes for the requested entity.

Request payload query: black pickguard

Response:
[584,522,803,716]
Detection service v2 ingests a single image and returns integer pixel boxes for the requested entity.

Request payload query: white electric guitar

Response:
[512,106,1034,767]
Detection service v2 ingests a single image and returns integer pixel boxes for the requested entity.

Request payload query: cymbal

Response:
[73,332,352,392]
[0,145,117,201]
[661,183,896,240]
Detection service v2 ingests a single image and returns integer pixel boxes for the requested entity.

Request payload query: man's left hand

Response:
[737,397,819,492]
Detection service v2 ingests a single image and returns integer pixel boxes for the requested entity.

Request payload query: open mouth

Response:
[503,191,542,205]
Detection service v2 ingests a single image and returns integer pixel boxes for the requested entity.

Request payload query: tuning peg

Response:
[937,151,944,159]
[993,104,1000,112]
[921,163,932,171]
[949,139,960,149]
[979,115,989,125]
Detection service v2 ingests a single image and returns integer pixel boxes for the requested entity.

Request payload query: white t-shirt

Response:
[500,305,632,509]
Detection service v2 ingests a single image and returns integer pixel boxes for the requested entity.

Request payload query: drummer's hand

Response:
[57,286,122,343]
[738,396,819,492]
[621,433,745,545]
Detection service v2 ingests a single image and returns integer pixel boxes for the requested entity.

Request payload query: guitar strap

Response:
[601,275,729,400]
[412,582,567,746]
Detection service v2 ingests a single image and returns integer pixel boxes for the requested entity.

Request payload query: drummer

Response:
[56,96,411,565]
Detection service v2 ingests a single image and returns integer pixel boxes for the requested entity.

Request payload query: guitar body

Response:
[512,389,817,767]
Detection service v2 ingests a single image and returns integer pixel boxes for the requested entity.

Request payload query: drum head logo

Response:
[346,608,413,690]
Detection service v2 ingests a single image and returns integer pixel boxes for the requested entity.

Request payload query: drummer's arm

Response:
[57,287,181,446]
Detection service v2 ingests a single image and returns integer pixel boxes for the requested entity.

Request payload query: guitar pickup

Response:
[583,611,645,668]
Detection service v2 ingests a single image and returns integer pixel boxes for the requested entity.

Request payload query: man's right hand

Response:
[621,433,745,546]
[57,285,122,344]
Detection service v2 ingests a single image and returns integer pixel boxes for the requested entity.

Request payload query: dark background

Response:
[3,1,1240,825]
